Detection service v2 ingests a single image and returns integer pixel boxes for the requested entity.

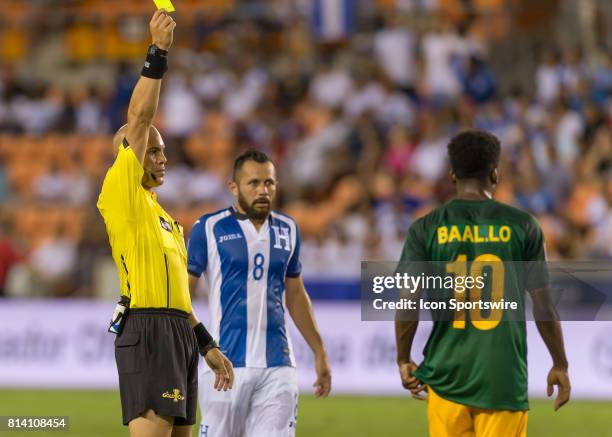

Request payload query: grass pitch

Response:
[0,390,610,436]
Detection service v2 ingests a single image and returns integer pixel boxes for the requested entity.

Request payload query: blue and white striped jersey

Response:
[187,207,302,368]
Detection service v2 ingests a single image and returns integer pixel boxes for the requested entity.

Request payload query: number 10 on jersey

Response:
[446,254,505,330]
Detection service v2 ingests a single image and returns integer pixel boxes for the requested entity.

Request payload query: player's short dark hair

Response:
[447,130,501,181]
[232,148,272,181]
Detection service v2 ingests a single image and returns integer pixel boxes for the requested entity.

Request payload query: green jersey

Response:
[400,198,548,411]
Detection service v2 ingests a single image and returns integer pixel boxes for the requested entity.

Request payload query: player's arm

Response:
[531,287,570,411]
[525,217,570,410]
[395,220,428,399]
[125,9,174,163]
[285,275,331,397]
[395,319,417,366]
[395,287,426,400]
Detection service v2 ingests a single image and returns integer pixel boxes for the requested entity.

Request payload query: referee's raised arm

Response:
[124,9,175,163]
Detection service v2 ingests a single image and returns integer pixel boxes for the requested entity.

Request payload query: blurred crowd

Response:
[0,0,610,298]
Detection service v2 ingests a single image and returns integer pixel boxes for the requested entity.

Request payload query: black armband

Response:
[141,44,168,79]
[194,322,218,356]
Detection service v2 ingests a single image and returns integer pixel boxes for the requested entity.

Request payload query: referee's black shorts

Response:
[114,308,199,426]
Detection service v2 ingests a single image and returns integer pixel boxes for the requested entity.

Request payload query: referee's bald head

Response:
[112,124,163,156]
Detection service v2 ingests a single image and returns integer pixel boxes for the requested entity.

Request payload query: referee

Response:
[97,10,233,437]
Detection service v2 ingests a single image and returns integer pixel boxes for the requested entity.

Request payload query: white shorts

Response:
[198,366,298,437]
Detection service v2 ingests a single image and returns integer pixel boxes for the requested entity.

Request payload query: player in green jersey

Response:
[395,130,571,437]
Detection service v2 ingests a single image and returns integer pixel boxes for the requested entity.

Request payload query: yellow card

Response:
[153,0,175,13]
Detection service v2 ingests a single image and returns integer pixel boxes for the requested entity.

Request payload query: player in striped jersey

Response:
[187,149,332,437]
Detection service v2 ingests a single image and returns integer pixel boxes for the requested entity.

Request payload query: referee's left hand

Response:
[204,348,234,391]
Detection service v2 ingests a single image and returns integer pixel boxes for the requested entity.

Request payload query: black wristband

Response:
[141,44,168,79]
[193,322,218,356]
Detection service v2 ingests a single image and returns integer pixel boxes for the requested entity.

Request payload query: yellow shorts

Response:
[427,387,528,437]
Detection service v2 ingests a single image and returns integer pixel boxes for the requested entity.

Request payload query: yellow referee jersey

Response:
[97,141,192,313]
